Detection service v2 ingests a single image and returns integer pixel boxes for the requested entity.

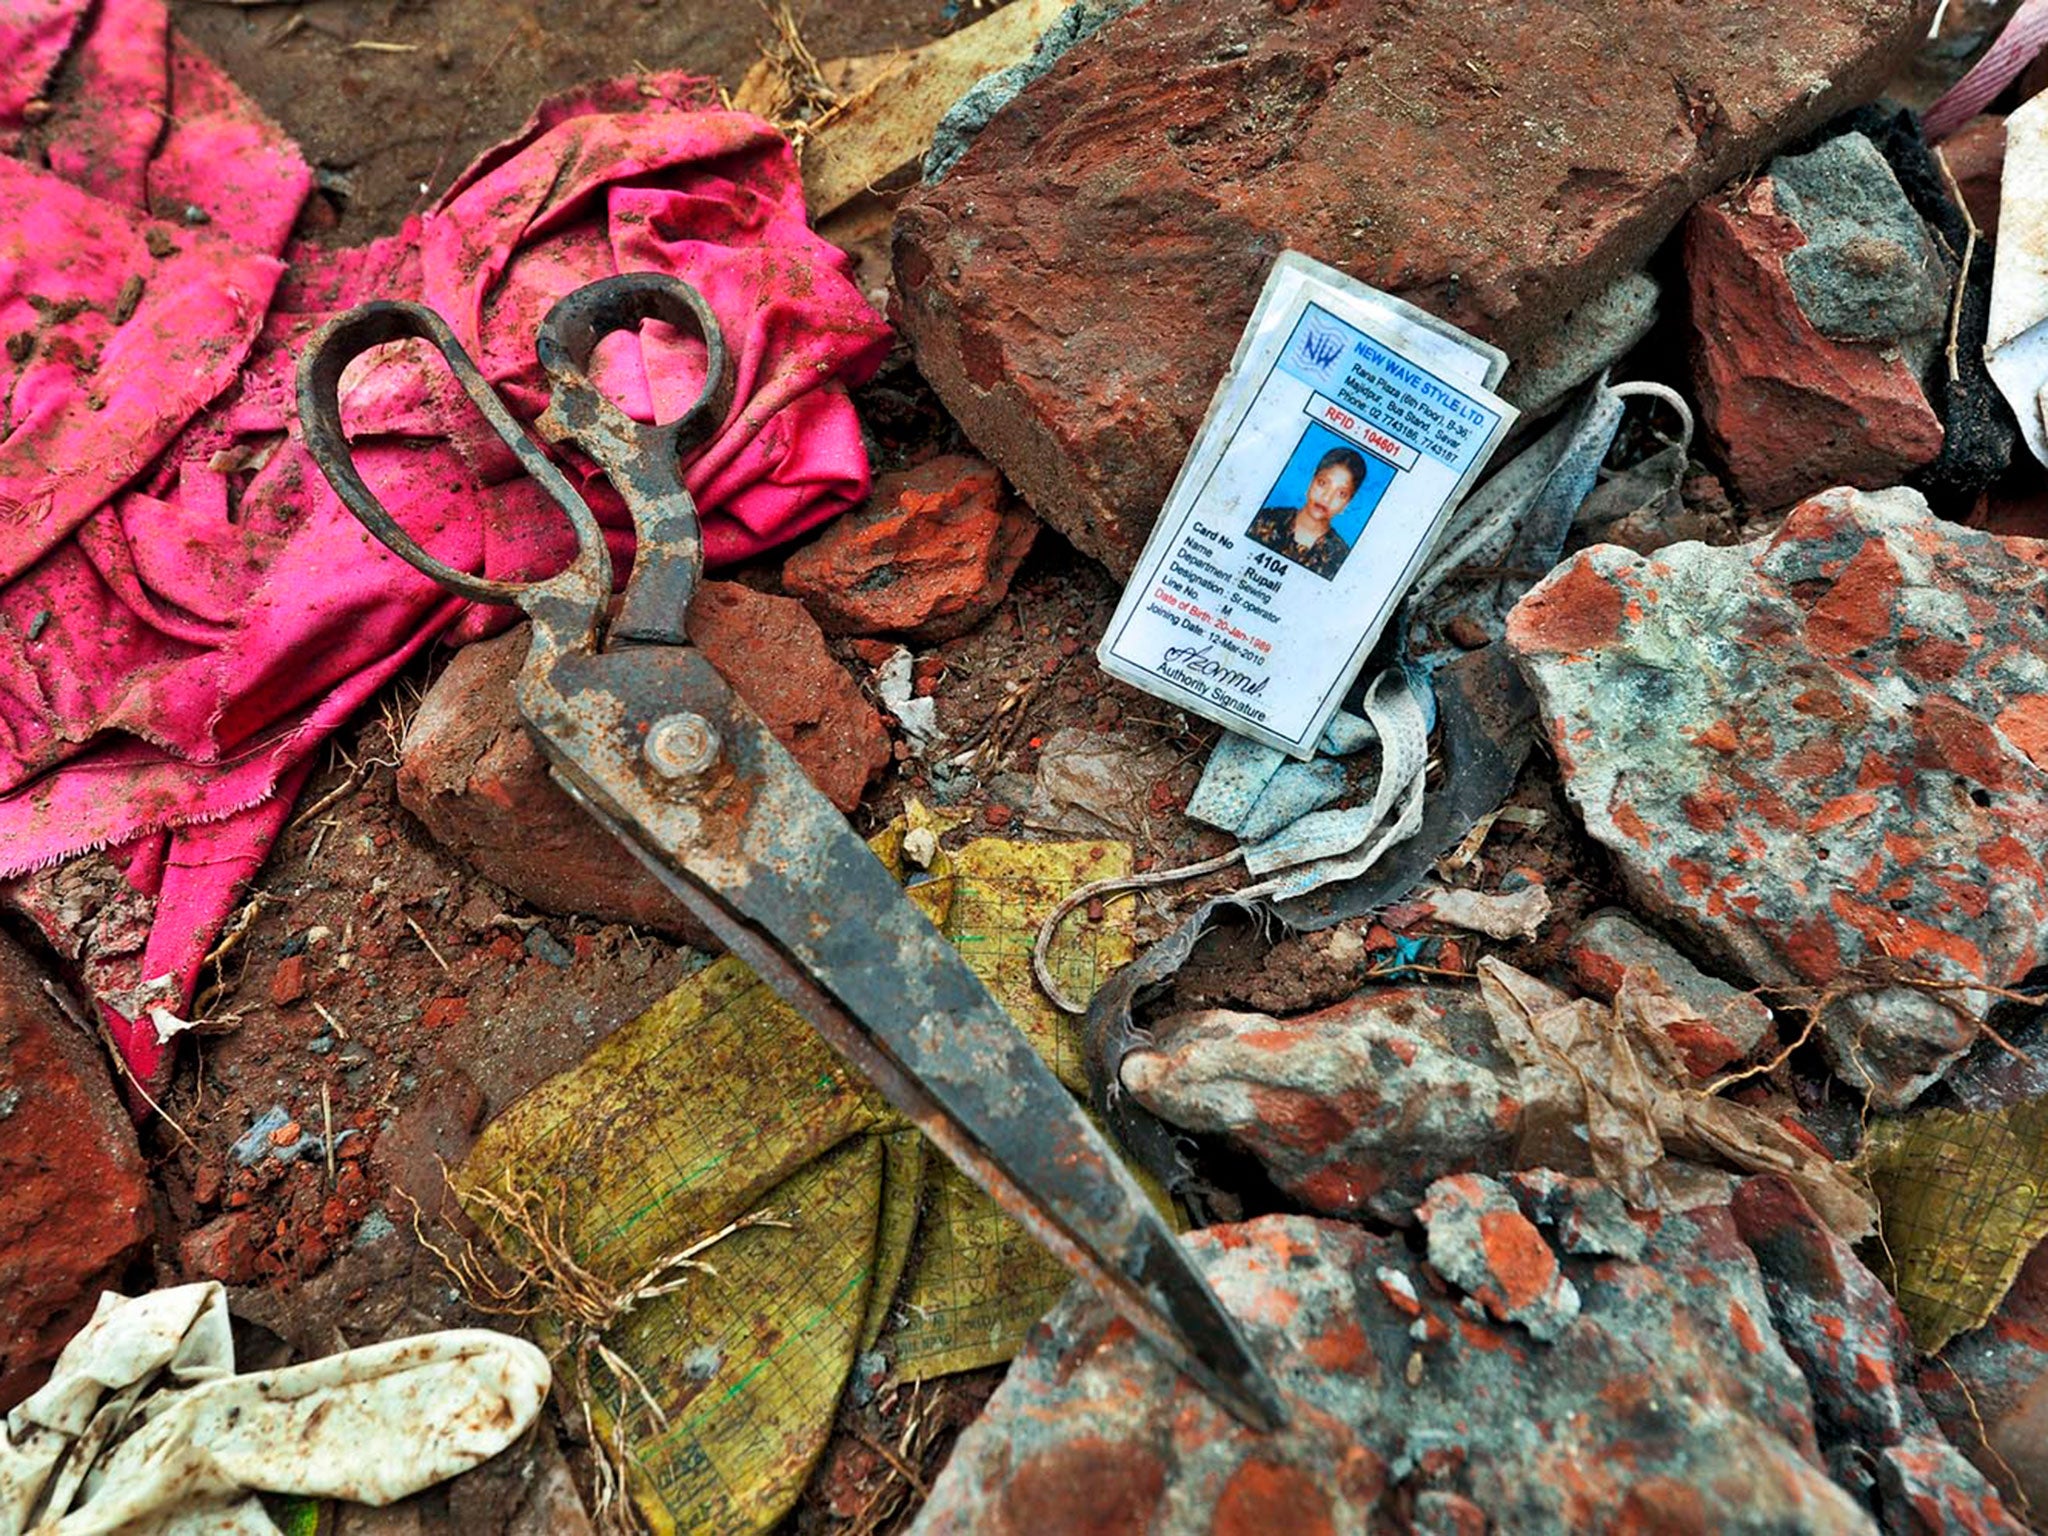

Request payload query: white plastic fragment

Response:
[875,646,943,752]
[1986,91,2048,467]
[901,825,940,869]
[0,1283,550,1534]
[1414,882,1553,941]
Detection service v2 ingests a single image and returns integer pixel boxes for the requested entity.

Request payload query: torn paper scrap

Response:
[1411,881,1553,941]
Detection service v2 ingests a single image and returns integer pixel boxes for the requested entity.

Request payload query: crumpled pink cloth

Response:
[0,1,890,1090]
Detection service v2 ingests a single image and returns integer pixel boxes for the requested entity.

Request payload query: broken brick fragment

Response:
[1567,908,1773,1077]
[177,1211,263,1287]
[0,932,154,1410]
[267,953,307,1007]
[1418,1174,1580,1342]
[397,586,889,940]
[1117,988,1519,1224]
[421,996,467,1030]
[782,454,1038,642]
[1684,179,1943,511]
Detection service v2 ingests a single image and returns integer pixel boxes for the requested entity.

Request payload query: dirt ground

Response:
[169,0,998,245]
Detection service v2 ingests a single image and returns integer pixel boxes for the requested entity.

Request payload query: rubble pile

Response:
[6,0,2048,1532]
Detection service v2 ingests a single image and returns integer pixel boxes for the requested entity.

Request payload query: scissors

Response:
[297,273,1284,1431]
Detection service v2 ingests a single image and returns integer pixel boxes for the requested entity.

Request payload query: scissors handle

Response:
[297,300,612,613]
[296,274,732,644]
[534,275,731,645]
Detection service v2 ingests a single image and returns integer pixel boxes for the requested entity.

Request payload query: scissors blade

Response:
[521,639,1286,1431]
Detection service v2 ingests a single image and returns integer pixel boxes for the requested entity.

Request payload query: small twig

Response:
[850,1426,931,1499]
[307,816,338,863]
[289,763,372,835]
[746,0,843,148]
[195,893,273,1013]
[404,913,453,974]
[312,999,349,1042]
[1933,146,1979,388]
[201,893,273,973]
[1362,960,1479,982]
[321,1082,337,1186]
[349,39,419,52]
[417,1163,792,1535]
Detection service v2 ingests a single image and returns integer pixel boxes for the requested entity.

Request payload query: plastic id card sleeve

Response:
[1098,251,1517,757]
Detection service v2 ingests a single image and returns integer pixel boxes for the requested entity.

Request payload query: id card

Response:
[1098,252,1517,757]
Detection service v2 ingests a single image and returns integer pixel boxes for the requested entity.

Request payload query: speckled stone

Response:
[1507,486,2048,1107]
[1117,987,1519,1223]
[911,1208,1875,1534]
[1567,908,1775,1077]
[1734,1176,2027,1533]
[1418,1174,1581,1341]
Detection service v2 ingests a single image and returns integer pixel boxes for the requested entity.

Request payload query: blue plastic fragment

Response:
[1317,710,1376,756]
[1186,731,1287,833]
[231,1105,292,1165]
[230,1102,358,1166]
[1238,760,1349,844]
[1383,933,1433,980]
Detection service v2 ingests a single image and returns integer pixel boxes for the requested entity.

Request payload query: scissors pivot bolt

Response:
[644,712,721,780]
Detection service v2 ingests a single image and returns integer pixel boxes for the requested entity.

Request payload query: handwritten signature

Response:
[1162,643,1269,697]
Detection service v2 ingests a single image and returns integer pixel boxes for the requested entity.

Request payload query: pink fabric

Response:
[1924,0,2048,140]
[0,0,83,153]
[0,4,889,1091]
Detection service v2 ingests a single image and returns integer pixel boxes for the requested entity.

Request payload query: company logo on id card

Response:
[1287,314,1350,381]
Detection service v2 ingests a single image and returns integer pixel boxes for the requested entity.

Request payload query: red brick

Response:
[269,953,307,1007]
[1685,185,1942,510]
[0,933,153,1410]
[782,455,1038,643]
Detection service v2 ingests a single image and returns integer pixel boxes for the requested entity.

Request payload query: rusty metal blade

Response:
[527,643,1286,1431]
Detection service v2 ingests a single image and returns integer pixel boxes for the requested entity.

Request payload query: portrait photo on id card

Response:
[1242,422,1398,581]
